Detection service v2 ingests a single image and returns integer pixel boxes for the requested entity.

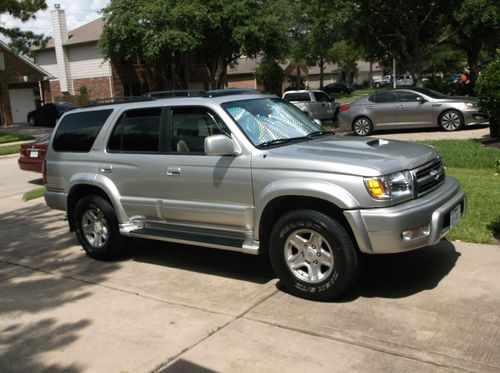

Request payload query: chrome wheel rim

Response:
[284,229,334,284]
[354,118,371,135]
[81,207,109,249]
[441,112,461,131]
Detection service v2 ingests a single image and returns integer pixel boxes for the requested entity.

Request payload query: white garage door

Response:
[9,88,36,123]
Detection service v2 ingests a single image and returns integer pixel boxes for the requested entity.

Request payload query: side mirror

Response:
[416,96,426,104]
[205,135,239,156]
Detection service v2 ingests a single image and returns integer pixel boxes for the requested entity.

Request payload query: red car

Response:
[18,134,50,173]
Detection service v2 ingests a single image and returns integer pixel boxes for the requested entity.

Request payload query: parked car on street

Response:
[18,133,50,173]
[323,82,354,95]
[282,90,339,121]
[338,88,488,136]
[373,75,392,88]
[27,102,79,127]
[43,89,464,301]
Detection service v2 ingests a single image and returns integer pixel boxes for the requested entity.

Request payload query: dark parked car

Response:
[18,133,50,173]
[323,82,354,95]
[27,102,78,127]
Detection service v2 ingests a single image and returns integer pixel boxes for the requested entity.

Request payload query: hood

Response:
[261,135,437,177]
[434,95,477,103]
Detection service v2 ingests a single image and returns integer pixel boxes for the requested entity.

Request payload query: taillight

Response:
[42,160,47,185]
[339,105,350,112]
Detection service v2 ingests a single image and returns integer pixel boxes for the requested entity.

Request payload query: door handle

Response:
[397,105,405,109]
[100,165,112,173]
[166,167,181,176]
[368,106,375,109]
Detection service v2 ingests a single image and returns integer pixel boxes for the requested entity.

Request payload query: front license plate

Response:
[450,204,461,228]
[30,150,38,158]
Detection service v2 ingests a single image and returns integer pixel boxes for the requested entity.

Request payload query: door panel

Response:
[367,92,397,128]
[396,92,435,127]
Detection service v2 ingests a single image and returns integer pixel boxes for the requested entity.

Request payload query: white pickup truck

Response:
[282,90,340,122]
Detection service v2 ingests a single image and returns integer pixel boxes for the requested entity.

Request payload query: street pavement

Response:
[0,148,499,372]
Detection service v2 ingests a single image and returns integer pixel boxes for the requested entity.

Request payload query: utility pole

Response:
[392,57,396,89]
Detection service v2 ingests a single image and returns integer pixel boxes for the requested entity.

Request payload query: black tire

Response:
[439,110,464,131]
[73,195,127,260]
[28,116,35,126]
[352,116,373,136]
[269,210,359,301]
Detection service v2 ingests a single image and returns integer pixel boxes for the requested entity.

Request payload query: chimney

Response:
[51,4,72,94]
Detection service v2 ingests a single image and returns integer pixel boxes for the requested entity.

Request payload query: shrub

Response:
[475,59,500,118]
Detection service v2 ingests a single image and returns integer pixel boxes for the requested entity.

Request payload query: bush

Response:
[475,59,500,118]
[423,77,459,95]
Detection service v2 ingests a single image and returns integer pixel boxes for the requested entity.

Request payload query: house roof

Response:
[0,40,51,76]
[38,17,105,50]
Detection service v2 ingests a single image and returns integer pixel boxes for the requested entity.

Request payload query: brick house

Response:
[0,40,50,125]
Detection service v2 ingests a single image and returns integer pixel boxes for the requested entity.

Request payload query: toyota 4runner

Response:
[43,89,465,301]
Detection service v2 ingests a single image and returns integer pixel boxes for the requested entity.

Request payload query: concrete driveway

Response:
[1,156,499,372]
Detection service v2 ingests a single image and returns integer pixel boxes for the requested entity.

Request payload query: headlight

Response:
[464,102,477,108]
[364,171,414,200]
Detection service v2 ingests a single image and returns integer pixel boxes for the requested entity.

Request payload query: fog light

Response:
[401,225,430,241]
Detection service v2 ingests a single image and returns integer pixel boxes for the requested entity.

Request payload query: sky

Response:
[0,0,110,42]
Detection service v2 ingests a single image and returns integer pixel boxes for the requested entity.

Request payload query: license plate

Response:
[450,204,462,228]
[30,150,39,158]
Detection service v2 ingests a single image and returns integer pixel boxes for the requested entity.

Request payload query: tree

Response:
[350,0,448,85]
[100,0,288,90]
[447,0,500,84]
[0,0,48,57]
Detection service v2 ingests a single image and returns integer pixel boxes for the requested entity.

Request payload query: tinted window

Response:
[373,92,397,103]
[283,93,311,102]
[170,107,229,154]
[108,108,161,152]
[397,91,421,102]
[313,92,331,102]
[53,109,113,152]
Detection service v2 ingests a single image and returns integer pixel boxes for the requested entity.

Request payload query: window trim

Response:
[106,107,165,154]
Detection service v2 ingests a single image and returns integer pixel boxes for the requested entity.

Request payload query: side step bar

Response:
[127,224,260,255]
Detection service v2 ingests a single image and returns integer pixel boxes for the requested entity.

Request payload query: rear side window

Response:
[373,92,397,103]
[283,93,311,102]
[108,108,162,153]
[53,109,113,152]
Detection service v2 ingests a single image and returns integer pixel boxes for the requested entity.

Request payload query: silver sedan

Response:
[338,88,488,136]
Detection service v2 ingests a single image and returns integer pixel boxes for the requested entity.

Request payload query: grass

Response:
[0,133,34,144]
[0,144,20,156]
[422,140,500,244]
[22,187,46,202]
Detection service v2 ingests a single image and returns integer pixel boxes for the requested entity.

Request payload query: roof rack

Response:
[203,88,267,97]
[85,96,150,107]
[145,90,205,99]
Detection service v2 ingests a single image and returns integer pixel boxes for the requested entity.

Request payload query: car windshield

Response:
[222,98,325,147]
[410,87,448,99]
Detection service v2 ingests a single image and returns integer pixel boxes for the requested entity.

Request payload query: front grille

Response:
[413,157,445,197]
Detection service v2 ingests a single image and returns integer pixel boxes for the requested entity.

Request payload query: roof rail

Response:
[203,88,266,97]
[85,96,151,107]
[146,90,205,99]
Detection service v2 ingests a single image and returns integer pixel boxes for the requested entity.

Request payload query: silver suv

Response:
[44,89,465,301]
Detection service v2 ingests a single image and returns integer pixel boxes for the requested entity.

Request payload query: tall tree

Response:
[100,0,288,90]
[350,0,448,85]
[0,0,48,57]
[448,0,500,83]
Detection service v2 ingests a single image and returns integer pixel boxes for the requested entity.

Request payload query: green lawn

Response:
[422,140,500,244]
[0,144,20,156]
[0,133,34,144]
[22,187,46,202]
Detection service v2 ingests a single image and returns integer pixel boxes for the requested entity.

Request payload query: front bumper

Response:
[344,176,465,254]
[463,110,488,126]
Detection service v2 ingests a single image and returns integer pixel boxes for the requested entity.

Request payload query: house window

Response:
[0,53,5,70]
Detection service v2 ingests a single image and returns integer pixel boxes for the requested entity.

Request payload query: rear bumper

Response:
[44,190,67,211]
[18,157,43,173]
[344,176,465,254]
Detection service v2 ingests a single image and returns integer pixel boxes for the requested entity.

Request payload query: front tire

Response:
[353,117,373,136]
[73,195,127,260]
[439,110,464,131]
[269,210,359,301]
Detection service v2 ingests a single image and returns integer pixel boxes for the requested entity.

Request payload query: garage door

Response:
[9,88,36,123]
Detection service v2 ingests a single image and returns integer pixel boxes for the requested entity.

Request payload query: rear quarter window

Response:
[52,109,113,152]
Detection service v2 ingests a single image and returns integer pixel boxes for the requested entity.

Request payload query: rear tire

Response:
[269,210,359,301]
[353,117,373,136]
[73,195,127,260]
